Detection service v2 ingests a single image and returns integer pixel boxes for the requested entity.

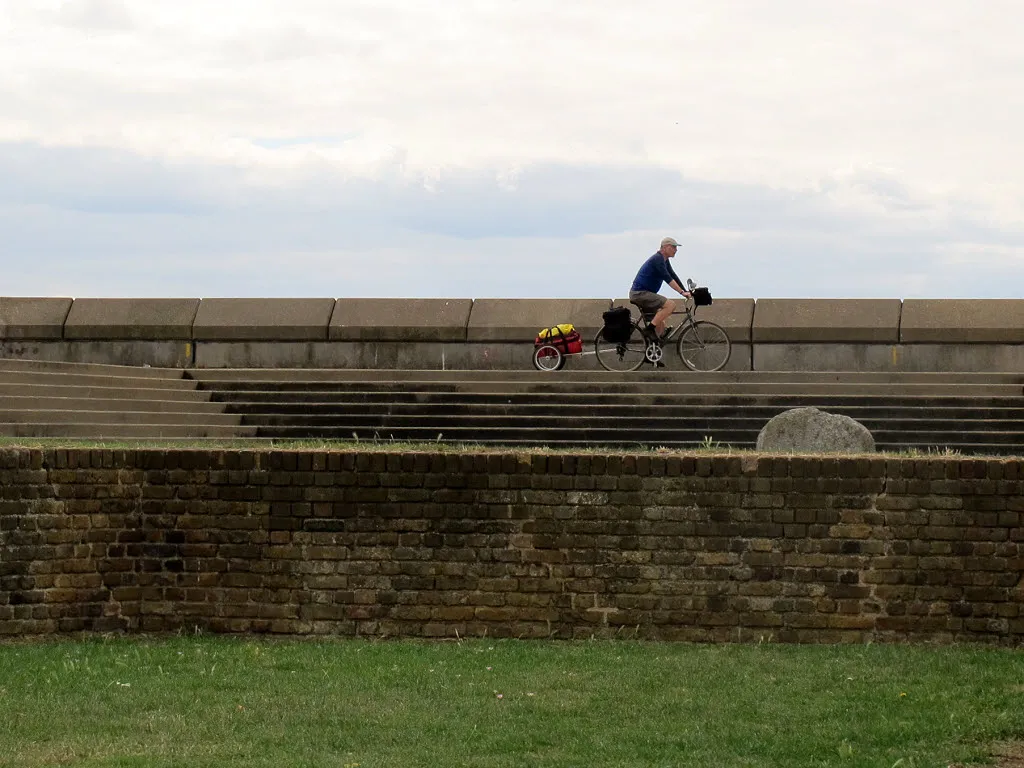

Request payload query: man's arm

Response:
[667,279,689,296]
[665,262,691,297]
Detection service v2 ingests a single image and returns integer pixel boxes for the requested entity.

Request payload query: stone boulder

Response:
[756,407,875,453]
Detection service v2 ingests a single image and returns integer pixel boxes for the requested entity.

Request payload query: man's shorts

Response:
[629,290,667,317]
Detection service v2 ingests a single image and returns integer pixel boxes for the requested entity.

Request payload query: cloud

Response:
[2,1,1022,196]
[0,142,229,214]
[5,139,1007,240]
[1,1,1023,300]
[1,139,1022,300]
[55,0,134,31]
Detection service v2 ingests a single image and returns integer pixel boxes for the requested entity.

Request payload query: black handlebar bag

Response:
[692,287,713,306]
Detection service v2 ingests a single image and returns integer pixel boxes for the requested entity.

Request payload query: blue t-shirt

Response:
[631,252,682,293]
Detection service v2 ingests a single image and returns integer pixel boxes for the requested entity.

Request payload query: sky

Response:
[1,0,1023,300]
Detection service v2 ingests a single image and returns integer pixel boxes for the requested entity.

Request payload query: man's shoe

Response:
[655,361,666,368]
[659,326,673,342]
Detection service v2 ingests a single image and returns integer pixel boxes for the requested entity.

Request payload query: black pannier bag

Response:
[692,287,713,306]
[601,306,633,343]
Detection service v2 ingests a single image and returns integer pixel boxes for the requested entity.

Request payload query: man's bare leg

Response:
[652,300,676,336]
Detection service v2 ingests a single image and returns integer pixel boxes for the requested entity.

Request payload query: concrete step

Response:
[0,409,243,426]
[0,396,229,413]
[201,381,1024,397]
[0,383,212,402]
[192,370,1024,454]
[0,360,236,439]
[250,423,1024,448]
[212,393,1024,413]
[0,370,199,391]
[3,363,1020,453]
[228,391,1010,412]
[249,424,774,443]
[223,400,1024,419]
[238,412,1024,433]
[245,413,1024,438]
[0,423,256,439]
[188,368,1024,385]
[0,358,186,379]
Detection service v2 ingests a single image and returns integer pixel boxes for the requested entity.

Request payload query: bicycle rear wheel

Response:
[594,329,646,372]
[677,321,731,371]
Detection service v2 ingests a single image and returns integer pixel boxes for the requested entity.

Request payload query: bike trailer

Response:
[534,323,583,354]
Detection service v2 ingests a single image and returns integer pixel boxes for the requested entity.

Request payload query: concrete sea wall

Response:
[3,296,1024,371]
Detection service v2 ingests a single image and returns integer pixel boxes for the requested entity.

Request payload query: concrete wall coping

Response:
[63,298,201,340]
[0,298,73,340]
[192,298,337,341]
[467,299,612,342]
[900,299,1024,343]
[753,299,902,342]
[7,297,1024,346]
[329,298,473,342]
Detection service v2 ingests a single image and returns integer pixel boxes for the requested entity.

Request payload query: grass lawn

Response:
[0,637,1022,767]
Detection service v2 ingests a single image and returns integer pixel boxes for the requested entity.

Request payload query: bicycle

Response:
[593,279,731,372]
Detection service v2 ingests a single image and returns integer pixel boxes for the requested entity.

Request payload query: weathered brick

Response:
[0,448,1021,645]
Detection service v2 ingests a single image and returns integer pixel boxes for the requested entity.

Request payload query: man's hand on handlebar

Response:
[681,277,697,299]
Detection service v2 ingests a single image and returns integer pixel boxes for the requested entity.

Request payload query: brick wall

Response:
[1,448,1022,644]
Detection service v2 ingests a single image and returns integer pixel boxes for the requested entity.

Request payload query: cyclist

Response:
[629,236,692,342]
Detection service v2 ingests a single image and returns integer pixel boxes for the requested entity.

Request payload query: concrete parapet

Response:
[329,298,473,342]
[753,299,901,342]
[0,341,193,368]
[192,298,336,341]
[894,343,1024,372]
[755,342,1024,372]
[64,298,200,340]
[900,299,1024,343]
[193,340,612,370]
[8,295,1024,372]
[467,299,611,342]
[755,344,902,372]
[0,297,72,339]
[696,298,755,343]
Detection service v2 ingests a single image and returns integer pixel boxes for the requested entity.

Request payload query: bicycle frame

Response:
[594,282,731,372]
[635,304,700,344]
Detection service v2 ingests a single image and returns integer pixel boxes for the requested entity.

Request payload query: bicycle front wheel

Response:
[594,329,646,372]
[677,321,731,371]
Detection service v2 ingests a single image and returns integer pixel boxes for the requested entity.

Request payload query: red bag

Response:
[534,324,582,354]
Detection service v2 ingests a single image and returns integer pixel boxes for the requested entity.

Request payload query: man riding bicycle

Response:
[629,236,692,341]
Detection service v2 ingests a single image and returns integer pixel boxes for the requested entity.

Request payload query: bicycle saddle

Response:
[628,301,657,324]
